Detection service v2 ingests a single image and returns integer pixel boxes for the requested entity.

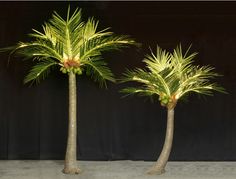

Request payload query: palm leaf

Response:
[24,59,58,84]
[120,87,157,98]
[80,35,137,61]
[13,41,63,62]
[121,68,169,96]
[84,57,115,88]
[144,46,172,73]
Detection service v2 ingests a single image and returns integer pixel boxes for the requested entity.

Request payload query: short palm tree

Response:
[2,7,137,174]
[121,45,225,175]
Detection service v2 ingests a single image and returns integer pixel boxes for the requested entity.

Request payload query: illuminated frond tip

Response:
[19,44,27,48]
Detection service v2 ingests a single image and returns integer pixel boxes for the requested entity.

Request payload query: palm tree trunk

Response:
[62,72,81,174]
[147,108,175,175]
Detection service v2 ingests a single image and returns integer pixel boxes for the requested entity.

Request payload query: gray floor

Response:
[0,160,236,179]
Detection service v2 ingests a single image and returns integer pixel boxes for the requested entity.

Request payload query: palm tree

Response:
[2,6,137,174]
[120,45,225,175]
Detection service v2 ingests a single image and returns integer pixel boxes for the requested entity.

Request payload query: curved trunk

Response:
[147,108,175,175]
[62,72,81,174]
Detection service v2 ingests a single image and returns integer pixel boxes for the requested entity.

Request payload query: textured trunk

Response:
[62,72,81,174]
[147,108,175,175]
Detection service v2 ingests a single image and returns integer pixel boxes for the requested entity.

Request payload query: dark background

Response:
[0,1,235,161]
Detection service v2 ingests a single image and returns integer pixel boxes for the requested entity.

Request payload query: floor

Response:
[0,160,236,179]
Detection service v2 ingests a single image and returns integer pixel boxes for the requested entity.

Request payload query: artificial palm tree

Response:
[121,45,225,175]
[2,6,137,174]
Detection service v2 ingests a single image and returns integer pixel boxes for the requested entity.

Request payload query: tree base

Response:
[147,166,165,175]
[62,167,82,174]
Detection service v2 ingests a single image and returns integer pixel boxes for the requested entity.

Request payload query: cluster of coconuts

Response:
[60,67,83,75]
[60,59,82,75]
[159,94,176,107]
[159,94,170,107]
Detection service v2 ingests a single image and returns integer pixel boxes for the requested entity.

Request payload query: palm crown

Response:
[6,6,136,86]
[121,45,225,109]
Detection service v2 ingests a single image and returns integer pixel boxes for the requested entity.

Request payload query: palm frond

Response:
[80,35,137,61]
[120,87,157,98]
[144,45,172,73]
[45,7,84,60]
[171,44,198,76]
[121,68,170,96]
[84,57,115,88]
[14,41,63,62]
[82,17,99,40]
[24,58,58,84]
[176,65,225,98]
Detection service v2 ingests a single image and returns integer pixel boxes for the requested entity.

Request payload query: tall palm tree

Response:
[2,6,137,174]
[120,45,225,175]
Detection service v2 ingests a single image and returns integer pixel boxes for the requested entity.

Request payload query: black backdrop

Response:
[0,1,235,161]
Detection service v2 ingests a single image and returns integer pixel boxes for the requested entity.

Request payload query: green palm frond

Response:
[176,65,224,98]
[171,44,198,77]
[15,41,63,61]
[120,87,157,98]
[121,68,169,96]
[84,57,115,88]
[121,44,225,108]
[79,35,137,62]
[24,58,58,84]
[83,17,99,40]
[48,8,84,59]
[144,45,172,73]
